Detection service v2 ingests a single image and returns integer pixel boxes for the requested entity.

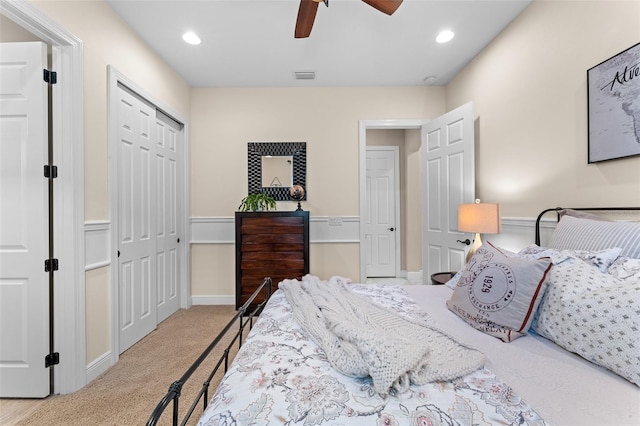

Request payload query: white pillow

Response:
[571,247,622,272]
[518,245,571,265]
[607,256,640,283]
[444,270,462,289]
[519,245,622,273]
[537,279,640,386]
[447,242,552,342]
[532,256,622,336]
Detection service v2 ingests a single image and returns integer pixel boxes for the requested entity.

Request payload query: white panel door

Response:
[117,85,157,353]
[155,112,182,323]
[421,102,475,283]
[0,42,49,397]
[365,147,398,277]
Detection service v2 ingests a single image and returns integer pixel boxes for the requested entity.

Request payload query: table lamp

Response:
[458,199,501,262]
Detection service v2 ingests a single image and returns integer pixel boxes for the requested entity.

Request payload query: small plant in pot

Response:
[238,193,277,212]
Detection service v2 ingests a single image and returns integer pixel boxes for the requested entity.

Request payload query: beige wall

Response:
[190,87,445,293]
[404,129,422,271]
[446,0,640,216]
[85,268,110,362]
[0,15,40,41]
[190,87,444,216]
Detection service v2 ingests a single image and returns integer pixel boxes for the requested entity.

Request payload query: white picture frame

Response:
[587,42,640,163]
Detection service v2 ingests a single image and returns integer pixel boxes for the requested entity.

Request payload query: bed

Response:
[148,207,640,426]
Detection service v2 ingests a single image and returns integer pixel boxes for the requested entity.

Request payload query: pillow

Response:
[550,214,640,258]
[571,247,622,272]
[559,208,611,221]
[444,270,461,289]
[532,256,622,336]
[608,256,640,283]
[446,244,564,289]
[536,280,640,386]
[518,244,571,265]
[446,242,552,342]
[520,244,622,273]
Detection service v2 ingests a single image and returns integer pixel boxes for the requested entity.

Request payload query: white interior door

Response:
[117,85,158,353]
[155,112,182,323]
[365,147,399,277]
[421,102,475,283]
[0,41,50,397]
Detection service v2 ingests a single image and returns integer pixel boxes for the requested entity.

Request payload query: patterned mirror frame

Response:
[247,142,307,201]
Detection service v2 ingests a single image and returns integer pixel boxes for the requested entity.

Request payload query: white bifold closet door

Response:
[154,111,181,324]
[116,84,182,354]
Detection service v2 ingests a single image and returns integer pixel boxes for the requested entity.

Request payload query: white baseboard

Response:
[191,295,235,305]
[85,351,113,383]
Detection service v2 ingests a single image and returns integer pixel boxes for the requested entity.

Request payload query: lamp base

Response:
[465,233,483,262]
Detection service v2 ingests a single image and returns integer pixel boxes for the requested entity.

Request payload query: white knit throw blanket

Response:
[279,275,486,396]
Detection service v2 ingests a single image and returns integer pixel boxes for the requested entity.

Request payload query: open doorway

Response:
[359,121,423,284]
[359,104,475,285]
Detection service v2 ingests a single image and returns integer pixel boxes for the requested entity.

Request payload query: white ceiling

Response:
[105,0,531,88]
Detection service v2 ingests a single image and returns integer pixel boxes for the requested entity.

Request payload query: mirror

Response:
[247,142,306,201]
[262,156,293,187]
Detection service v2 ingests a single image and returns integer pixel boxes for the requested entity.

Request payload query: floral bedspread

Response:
[198,284,546,426]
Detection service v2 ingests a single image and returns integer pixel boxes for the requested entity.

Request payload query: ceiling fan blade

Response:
[362,0,403,15]
[295,0,320,38]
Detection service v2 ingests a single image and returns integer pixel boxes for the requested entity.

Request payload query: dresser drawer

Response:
[235,211,309,309]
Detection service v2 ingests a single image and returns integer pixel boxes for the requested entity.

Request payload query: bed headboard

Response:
[534,207,640,246]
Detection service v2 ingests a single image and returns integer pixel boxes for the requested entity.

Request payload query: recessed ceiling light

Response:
[423,76,437,85]
[182,32,201,45]
[436,30,454,44]
[294,71,316,80]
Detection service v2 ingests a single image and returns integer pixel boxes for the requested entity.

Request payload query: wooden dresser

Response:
[235,211,309,309]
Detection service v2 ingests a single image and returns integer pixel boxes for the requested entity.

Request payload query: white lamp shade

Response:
[458,203,501,234]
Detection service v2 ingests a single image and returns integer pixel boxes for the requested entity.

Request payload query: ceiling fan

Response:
[294,0,404,38]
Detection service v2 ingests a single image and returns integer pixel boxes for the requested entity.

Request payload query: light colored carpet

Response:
[15,305,239,426]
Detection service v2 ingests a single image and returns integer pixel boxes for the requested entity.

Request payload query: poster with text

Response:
[587,42,640,163]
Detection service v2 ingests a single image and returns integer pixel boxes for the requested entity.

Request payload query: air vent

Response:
[294,71,316,80]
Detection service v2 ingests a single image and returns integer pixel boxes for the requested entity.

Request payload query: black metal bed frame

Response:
[146,277,273,426]
[534,207,640,246]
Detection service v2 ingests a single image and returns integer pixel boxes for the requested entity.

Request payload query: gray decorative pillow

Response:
[447,242,552,342]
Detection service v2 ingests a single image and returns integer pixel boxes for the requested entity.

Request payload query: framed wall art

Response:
[587,42,640,163]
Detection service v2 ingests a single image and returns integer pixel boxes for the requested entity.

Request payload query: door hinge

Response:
[44,165,58,178]
[44,258,59,272]
[45,352,60,368]
[43,69,57,85]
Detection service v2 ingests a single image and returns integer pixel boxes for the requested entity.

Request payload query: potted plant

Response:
[238,193,277,212]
